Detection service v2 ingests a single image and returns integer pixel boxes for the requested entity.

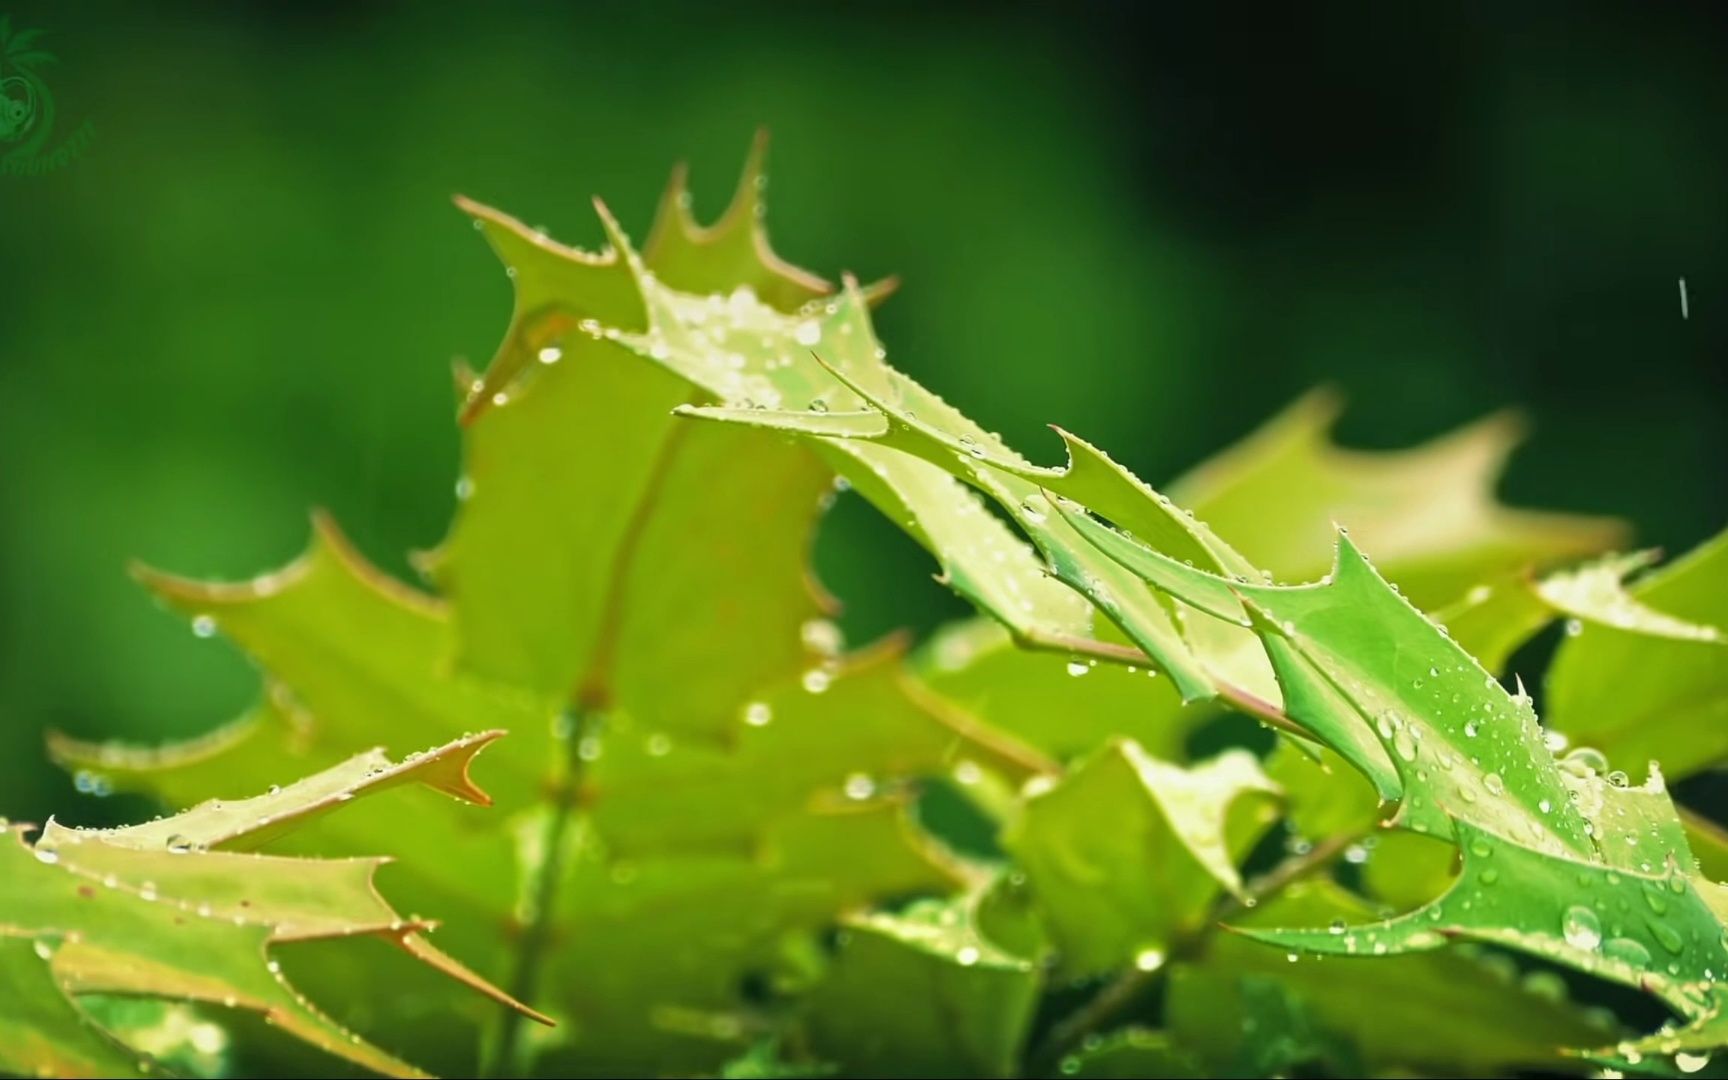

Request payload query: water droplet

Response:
[1562,905,1602,951]
[1066,659,1090,677]
[646,734,672,757]
[73,770,113,798]
[802,668,832,694]
[743,702,772,728]
[32,939,52,960]
[165,834,196,855]
[1464,721,1480,739]
[843,773,875,800]
[537,346,562,365]
[801,618,843,656]
[955,945,980,966]
[794,320,821,346]
[1393,728,1419,763]
[1648,919,1685,955]
[1328,919,1348,935]
[33,847,58,865]
[1564,618,1584,637]
[1133,948,1165,971]
[1556,749,1605,783]
[454,476,475,500]
[1675,1052,1711,1074]
[1606,770,1629,788]
[191,615,218,638]
[1603,936,1651,966]
[1483,772,1505,796]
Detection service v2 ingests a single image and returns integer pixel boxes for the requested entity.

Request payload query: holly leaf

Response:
[1169,878,1618,1075]
[0,934,152,1080]
[1063,513,1588,852]
[1547,529,1728,781]
[73,143,1030,1077]
[3,737,540,1079]
[1434,544,1725,675]
[915,618,1192,763]
[1241,815,1726,1023]
[803,891,1040,1079]
[1061,498,1728,1053]
[1164,389,1625,608]
[1003,743,1279,977]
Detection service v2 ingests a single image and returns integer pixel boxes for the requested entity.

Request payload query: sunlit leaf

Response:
[3,737,540,1079]
[1165,389,1624,608]
[1547,529,1728,780]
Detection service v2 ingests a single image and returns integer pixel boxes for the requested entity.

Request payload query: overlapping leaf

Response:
[678,351,1628,805]
[1546,529,1728,780]
[1167,879,1619,1075]
[1003,743,1279,977]
[3,736,539,1079]
[804,889,1040,1079]
[1164,390,1626,607]
[1057,506,1728,1060]
[66,143,1044,1077]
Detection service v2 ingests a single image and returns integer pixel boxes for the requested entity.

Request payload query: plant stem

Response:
[483,704,596,1079]
[1219,830,1362,921]
[1019,627,1310,740]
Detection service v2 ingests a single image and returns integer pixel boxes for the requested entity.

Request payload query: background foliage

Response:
[0,3,1725,1076]
[2,2,1724,823]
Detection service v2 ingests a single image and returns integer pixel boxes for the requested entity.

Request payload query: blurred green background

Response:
[1,1,1722,824]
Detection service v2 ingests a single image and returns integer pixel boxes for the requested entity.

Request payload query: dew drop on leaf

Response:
[1603,936,1651,966]
[1648,919,1685,955]
[1393,728,1419,762]
[1562,905,1603,951]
